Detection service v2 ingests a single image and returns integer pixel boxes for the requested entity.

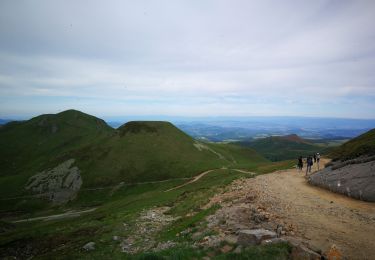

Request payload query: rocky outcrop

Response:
[82,242,95,251]
[237,229,277,246]
[25,159,82,204]
[308,156,375,202]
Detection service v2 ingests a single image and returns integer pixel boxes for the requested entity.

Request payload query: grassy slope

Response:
[239,135,324,162]
[206,142,269,169]
[0,167,291,259]
[0,110,113,197]
[328,128,375,160]
[0,110,294,258]
[75,121,228,187]
[0,110,271,215]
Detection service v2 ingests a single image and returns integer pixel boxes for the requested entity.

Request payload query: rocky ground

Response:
[81,160,375,259]
[195,160,375,259]
[120,207,180,254]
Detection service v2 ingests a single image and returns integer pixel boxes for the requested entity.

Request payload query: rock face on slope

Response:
[308,156,375,202]
[25,159,82,204]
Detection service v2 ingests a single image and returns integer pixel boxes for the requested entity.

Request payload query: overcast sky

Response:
[0,0,374,119]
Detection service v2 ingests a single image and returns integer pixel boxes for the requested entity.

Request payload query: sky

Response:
[0,0,375,119]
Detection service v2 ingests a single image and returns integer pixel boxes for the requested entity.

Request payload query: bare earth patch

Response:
[121,207,179,254]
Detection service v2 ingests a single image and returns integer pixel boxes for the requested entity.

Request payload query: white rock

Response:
[82,242,95,251]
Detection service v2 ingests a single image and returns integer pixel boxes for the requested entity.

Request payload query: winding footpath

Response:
[12,208,97,223]
[164,168,255,192]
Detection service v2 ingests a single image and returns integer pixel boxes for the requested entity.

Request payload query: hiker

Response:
[316,153,321,170]
[297,156,303,172]
[306,156,313,174]
[313,153,317,163]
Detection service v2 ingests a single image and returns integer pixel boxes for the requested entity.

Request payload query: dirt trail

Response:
[12,208,97,223]
[164,168,256,192]
[206,159,375,259]
[164,169,217,192]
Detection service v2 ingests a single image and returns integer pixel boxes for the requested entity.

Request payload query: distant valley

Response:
[174,117,375,142]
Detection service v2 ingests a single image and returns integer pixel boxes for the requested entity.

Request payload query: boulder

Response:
[82,242,95,251]
[237,229,277,246]
[291,244,321,260]
[308,157,375,202]
[224,234,238,244]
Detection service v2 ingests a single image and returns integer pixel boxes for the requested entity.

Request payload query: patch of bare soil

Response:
[121,207,179,254]
[203,159,375,260]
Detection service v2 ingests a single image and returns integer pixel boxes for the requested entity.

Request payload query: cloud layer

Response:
[0,0,374,118]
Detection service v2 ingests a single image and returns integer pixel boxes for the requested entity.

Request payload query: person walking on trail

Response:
[316,153,321,170]
[298,156,303,172]
[313,153,317,163]
[306,156,313,175]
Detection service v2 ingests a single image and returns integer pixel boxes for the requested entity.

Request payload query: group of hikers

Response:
[297,153,321,174]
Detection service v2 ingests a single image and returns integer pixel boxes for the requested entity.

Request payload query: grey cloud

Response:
[0,0,374,118]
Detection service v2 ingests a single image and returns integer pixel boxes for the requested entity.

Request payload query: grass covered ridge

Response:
[328,128,375,160]
[0,110,269,202]
[238,135,324,162]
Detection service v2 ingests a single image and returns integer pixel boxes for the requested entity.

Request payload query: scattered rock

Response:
[233,245,243,254]
[200,235,222,248]
[220,244,233,253]
[191,232,203,241]
[291,244,321,260]
[251,213,267,223]
[112,236,119,241]
[237,229,277,246]
[120,206,179,254]
[224,234,237,244]
[180,228,192,236]
[155,241,176,251]
[82,242,95,251]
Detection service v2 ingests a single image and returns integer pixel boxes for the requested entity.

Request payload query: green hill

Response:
[0,110,268,203]
[76,120,229,187]
[239,134,323,161]
[0,109,113,176]
[328,128,375,160]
